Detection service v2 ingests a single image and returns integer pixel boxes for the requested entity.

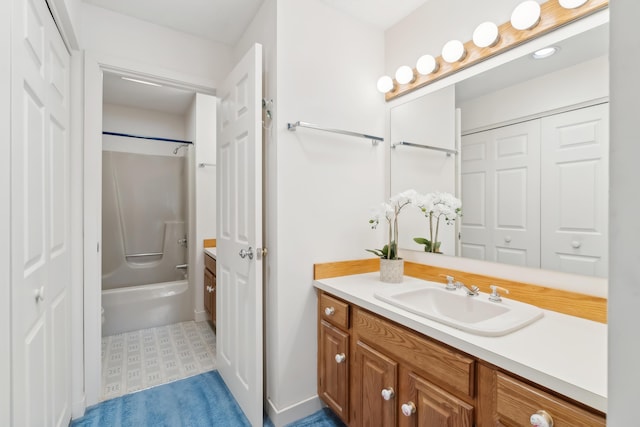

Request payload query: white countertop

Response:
[204,247,216,259]
[314,272,607,413]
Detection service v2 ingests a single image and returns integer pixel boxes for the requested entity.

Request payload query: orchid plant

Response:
[414,192,462,253]
[366,189,419,260]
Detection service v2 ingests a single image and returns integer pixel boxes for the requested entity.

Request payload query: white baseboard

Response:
[265,394,324,427]
[193,309,207,322]
[71,394,86,420]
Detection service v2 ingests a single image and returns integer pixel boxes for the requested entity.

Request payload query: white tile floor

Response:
[101,321,217,401]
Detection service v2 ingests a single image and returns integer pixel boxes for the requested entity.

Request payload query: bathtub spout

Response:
[175,264,188,271]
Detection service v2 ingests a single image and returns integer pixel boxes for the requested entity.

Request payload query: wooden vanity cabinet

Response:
[318,293,351,423]
[351,307,475,427]
[204,253,216,328]
[477,363,605,427]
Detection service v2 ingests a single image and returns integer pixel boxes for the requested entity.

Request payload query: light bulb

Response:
[395,65,415,85]
[532,46,559,59]
[559,0,588,8]
[472,22,500,48]
[510,1,541,31]
[376,76,395,93]
[416,55,438,75]
[441,40,466,63]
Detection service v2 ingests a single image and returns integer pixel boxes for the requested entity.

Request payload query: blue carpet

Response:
[71,370,344,427]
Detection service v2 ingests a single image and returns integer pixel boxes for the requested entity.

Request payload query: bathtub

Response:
[102,279,192,336]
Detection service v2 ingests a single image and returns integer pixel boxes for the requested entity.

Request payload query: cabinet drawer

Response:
[205,254,216,273]
[319,293,349,329]
[495,372,605,426]
[354,308,475,398]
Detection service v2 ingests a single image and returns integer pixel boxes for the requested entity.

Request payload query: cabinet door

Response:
[204,268,213,322]
[399,369,473,427]
[318,320,349,423]
[211,270,217,328]
[352,340,398,427]
[477,364,605,427]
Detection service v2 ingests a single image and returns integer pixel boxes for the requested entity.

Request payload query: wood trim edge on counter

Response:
[314,258,379,280]
[313,259,607,324]
[203,238,216,248]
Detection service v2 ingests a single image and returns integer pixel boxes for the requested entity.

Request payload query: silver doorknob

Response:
[324,307,335,316]
[530,410,554,427]
[335,353,346,363]
[239,246,254,260]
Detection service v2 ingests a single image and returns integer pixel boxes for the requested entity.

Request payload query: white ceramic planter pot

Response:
[379,258,404,283]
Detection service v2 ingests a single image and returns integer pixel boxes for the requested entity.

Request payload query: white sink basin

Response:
[374,284,543,336]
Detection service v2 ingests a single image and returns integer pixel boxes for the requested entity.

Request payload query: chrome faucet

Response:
[455,281,480,296]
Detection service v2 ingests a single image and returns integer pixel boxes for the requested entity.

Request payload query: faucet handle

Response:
[439,274,457,290]
[489,285,509,302]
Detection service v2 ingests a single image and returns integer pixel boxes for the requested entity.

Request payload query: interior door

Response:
[540,103,609,277]
[216,43,263,427]
[460,120,540,268]
[10,0,72,425]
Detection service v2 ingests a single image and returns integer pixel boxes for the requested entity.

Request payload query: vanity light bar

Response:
[381,0,608,102]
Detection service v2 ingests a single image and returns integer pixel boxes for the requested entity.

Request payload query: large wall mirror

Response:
[391,21,609,278]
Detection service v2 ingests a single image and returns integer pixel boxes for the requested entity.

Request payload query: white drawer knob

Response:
[334,353,346,364]
[324,307,335,316]
[504,235,512,243]
[571,240,581,249]
[530,410,554,427]
[381,387,395,401]
[401,402,416,417]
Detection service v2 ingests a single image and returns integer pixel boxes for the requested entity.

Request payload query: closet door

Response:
[541,104,609,277]
[460,121,540,268]
[10,0,72,425]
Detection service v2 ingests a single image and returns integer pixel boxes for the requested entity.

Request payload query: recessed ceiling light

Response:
[532,46,559,59]
[121,77,162,87]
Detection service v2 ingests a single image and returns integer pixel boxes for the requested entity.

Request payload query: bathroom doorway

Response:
[83,58,218,404]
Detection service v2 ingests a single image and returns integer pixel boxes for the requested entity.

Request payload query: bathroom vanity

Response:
[204,248,217,329]
[314,273,606,426]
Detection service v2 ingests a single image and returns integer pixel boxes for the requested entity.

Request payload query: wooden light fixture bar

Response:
[385,0,608,102]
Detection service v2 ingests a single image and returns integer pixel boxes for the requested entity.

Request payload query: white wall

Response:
[186,94,217,321]
[79,3,233,87]
[608,1,639,424]
[263,1,385,424]
[459,56,609,132]
[102,103,187,142]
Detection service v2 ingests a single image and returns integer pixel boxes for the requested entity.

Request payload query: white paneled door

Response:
[216,44,263,427]
[460,120,540,268]
[541,104,609,277]
[10,0,72,426]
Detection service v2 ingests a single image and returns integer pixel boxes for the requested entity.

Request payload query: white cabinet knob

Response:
[324,307,335,316]
[530,410,554,427]
[381,387,395,401]
[334,353,346,364]
[571,240,581,249]
[401,402,416,417]
[34,286,45,303]
[504,235,512,243]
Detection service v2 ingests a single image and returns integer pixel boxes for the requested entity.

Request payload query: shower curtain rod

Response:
[103,131,193,144]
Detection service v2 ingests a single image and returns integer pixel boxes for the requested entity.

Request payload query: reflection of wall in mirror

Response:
[390,85,458,255]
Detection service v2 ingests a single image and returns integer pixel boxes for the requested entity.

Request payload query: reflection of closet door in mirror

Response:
[460,120,541,268]
[541,103,608,277]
